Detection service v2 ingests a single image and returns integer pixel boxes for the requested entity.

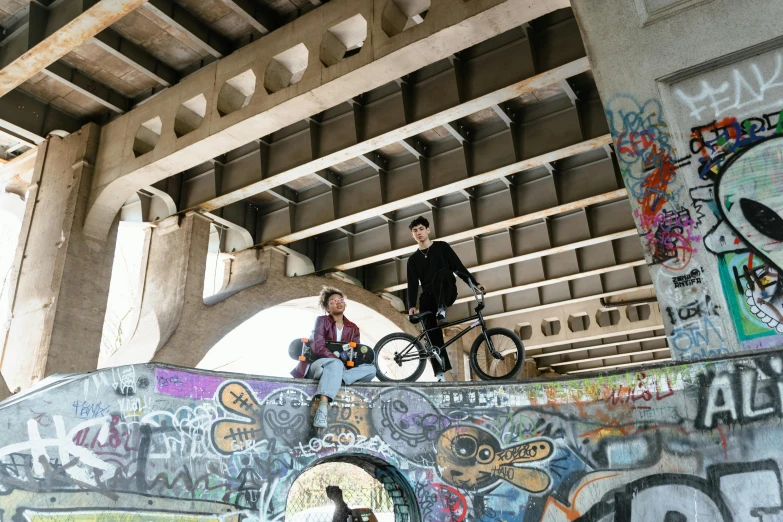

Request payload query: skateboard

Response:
[288,338,375,369]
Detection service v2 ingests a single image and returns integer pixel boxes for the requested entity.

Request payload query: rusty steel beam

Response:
[0,0,150,97]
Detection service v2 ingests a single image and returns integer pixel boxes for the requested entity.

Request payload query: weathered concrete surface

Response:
[84,0,569,240]
[0,374,9,400]
[103,213,417,367]
[0,0,150,96]
[571,0,783,360]
[1,351,783,520]
[1,125,118,392]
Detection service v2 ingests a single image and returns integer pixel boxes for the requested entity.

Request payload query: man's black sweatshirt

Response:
[406,241,479,310]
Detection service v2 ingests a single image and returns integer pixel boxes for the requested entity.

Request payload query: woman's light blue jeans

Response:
[306,357,375,400]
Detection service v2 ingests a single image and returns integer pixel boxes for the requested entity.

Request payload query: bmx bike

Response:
[373,277,525,382]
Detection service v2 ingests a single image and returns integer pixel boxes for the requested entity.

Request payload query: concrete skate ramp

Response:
[1,352,783,521]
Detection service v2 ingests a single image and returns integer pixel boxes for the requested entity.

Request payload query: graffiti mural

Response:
[605,49,783,356]
[1,358,783,521]
[673,50,783,351]
[605,93,725,359]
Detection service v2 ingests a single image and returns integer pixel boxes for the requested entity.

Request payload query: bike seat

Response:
[408,311,432,324]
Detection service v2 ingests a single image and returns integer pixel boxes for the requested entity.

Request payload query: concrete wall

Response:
[571,0,783,360]
[2,351,783,520]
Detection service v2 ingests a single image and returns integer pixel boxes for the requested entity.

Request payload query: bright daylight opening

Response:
[99,222,146,366]
[286,462,395,522]
[0,191,24,347]
[198,295,436,381]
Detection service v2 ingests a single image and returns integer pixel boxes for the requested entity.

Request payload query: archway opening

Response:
[286,455,420,522]
[197,295,436,381]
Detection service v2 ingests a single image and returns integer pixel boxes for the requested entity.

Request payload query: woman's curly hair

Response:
[319,286,344,313]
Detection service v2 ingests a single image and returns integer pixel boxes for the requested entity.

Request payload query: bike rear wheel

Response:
[374,332,427,382]
[469,328,525,381]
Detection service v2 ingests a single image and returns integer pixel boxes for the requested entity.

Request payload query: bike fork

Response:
[481,323,504,361]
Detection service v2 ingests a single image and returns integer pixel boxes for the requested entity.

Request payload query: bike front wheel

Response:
[469,328,525,381]
[374,332,427,382]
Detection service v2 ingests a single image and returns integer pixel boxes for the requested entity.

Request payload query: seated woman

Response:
[291,286,376,429]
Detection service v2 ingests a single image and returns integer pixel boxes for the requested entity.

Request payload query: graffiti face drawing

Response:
[717,136,783,273]
[435,426,553,492]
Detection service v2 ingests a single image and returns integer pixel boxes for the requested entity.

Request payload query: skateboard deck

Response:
[288,338,375,368]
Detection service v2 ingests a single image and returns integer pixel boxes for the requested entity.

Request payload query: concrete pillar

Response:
[571,0,783,360]
[104,212,212,366]
[0,124,118,391]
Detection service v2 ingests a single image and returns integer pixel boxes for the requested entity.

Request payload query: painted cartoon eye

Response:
[741,198,783,241]
[477,445,494,464]
[452,435,477,459]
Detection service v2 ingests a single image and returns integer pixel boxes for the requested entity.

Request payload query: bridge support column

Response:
[103,211,212,367]
[0,124,117,391]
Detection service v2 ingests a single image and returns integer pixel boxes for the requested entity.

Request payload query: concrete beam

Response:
[85,0,572,239]
[222,0,278,36]
[453,260,647,304]
[567,357,671,374]
[482,284,656,320]
[547,346,670,368]
[0,87,83,145]
[192,57,593,221]
[92,28,179,89]
[267,135,609,248]
[0,0,150,97]
[529,333,667,358]
[331,188,628,272]
[143,0,232,59]
[380,228,640,292]
[43,60,130,114]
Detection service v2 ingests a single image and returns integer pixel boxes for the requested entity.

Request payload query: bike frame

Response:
[395,285,497,365]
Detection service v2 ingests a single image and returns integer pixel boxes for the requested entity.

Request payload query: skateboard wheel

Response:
[298,356,306,361]
[349,342,357,348]
[347,361,355,367]
[301,338,309,343]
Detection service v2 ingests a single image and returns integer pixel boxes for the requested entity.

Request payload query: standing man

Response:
[406,216,483,381]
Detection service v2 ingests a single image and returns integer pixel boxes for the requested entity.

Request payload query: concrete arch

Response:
[154,252,416,368]
[286,453,422,522]
[104,212,415,368]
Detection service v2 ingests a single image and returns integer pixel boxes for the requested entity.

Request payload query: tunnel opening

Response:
[286,454,421,522]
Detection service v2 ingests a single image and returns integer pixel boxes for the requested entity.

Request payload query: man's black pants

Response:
[418,269,457,374]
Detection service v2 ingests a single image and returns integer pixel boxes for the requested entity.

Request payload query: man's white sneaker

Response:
[435,372,446,382]
[313,407,328,428]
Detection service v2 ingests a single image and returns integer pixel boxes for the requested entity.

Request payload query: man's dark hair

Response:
[408,216,429,230]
